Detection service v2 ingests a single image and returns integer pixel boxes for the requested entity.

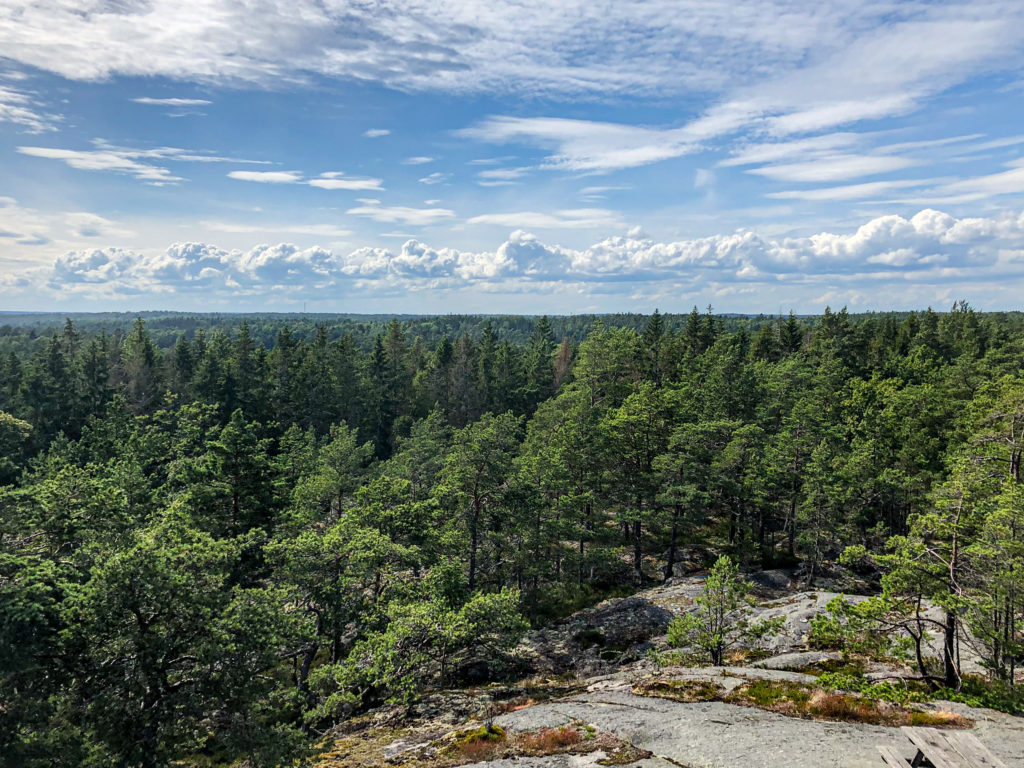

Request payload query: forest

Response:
[2,303,1024,767]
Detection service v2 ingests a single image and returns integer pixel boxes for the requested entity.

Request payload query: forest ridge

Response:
[2,304,1023,767]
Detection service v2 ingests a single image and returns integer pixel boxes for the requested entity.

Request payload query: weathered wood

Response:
[902,727,966,768]
[900,726,1007,768]
[941,731,1008,768]
[877,744,912,767]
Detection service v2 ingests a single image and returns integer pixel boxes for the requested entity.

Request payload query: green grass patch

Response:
[632,678,724,703]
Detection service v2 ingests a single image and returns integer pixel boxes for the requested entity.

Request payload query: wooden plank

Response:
[941,731,1009,768]
[877,744,912,767]
[901,727,966,768]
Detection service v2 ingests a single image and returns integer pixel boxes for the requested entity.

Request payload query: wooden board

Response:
[877,744,911,767]
[941,731,1008,768]
[901,727,967,768]
[901,727,1008,768]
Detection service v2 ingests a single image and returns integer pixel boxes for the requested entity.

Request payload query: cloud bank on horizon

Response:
[2,0,1024,312]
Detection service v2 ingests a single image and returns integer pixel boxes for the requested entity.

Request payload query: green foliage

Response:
[817,672,927,705]
[667,556,782,665]
[4,307,1024,765]
[316,565,527,710]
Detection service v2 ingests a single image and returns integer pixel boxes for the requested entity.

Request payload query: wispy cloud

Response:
[467,208,623,229]
[458,116,700,172]
[201,220,352,238]
[418,172,449,185]
[345,205,455,226]
[363,128,390,138]
[133,97,211,106]
[228,170,385,191]
[19,141,270,184]
[745,155,919,183]
[0,83,60,132]
[402,156,434,165]
[228,170,303,183]
[18,146,184,184]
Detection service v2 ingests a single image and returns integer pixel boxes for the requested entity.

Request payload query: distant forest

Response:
[3,303,1024,767]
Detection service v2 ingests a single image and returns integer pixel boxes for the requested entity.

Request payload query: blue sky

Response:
[3,1,1024,313]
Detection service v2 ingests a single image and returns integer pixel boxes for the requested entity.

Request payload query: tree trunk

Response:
[943,610,960,689]
[665,503,681,582]
[633,517,643,583]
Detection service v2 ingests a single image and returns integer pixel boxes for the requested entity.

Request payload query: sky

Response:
[3,2,1024,314]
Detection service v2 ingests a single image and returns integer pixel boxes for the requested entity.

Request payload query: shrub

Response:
[519,725,583,754]
[667,556,783,665]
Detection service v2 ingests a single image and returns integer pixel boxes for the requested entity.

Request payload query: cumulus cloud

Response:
[23,207,1024,305]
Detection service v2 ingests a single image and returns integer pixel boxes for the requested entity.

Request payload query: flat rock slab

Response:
[462,756,671,767]
[638,666,818,692]
[753,651,842,670]
[496,688,1024,768]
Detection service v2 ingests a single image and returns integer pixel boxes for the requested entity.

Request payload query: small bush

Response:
[458,738,500,762]
[935,675,1024,716]
[808,689,877,723]
[454,723,505,746]
[519,725,584,754]
[818,671,928,705]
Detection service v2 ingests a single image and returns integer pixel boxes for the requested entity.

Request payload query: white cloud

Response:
[18,146,184,183]
[133,97,211,106]
[12,206,1024,309]
[475,166,530,186]
[345,205,456,226]
[202,221,352,238]
[459,116,701,172]
[745,154,919,183]
[2,2,1021,190]
[0,198,137,255]
[363,129,390,138]
[0,83,59,132]
[477,166,529,181]
[65,212,134,239]
[228,170,303,183]
[768,179,936,201]
[7,0,1017,108]
[467,208,623,229]
[403,156,434,165]
[307,173,384,191]
[418,172,449,185]
[694,169,715,189]
[228,170,385,190]
[19,141,270,184]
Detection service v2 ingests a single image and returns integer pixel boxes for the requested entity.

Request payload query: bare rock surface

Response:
[494,684,1024,768]
[461,756,670,767]
[752,650,842,670]
[344,571,1021,768]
